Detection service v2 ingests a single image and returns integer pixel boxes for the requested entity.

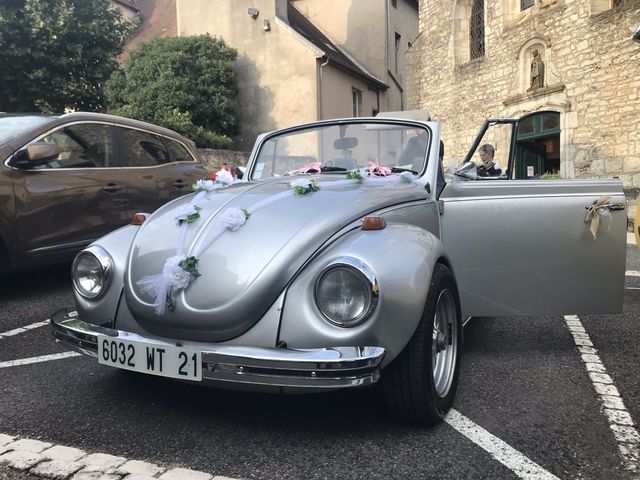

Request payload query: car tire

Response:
[382,263,462,425]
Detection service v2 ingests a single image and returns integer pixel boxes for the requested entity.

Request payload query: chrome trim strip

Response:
[442,191,625,203]
[28,239,91,254]
[5,120,198,168]
[50,310,385,389]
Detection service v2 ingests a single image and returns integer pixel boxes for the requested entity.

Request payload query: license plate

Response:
[96,335,202,381]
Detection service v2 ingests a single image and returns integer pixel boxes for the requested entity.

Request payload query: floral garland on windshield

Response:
[137,166,416,315]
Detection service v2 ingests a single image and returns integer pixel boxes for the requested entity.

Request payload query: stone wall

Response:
[197,149,251,172]
[406,0,640,188]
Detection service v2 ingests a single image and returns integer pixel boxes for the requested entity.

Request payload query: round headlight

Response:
[72,246,112,299]
[315,259,378,327]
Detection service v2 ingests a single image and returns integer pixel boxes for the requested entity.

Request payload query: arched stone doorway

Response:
[515,111,560,179]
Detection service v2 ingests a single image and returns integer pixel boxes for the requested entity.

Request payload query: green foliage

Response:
[0,0,132,112]
[179,256,201,280]
[106,35,238,148]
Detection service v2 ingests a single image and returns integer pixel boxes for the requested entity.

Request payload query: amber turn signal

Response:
[361,216,386,230]
[131,213,149,225]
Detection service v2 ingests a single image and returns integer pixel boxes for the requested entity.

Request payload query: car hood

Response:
[125,176,427,341]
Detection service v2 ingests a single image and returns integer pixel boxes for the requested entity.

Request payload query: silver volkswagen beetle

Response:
[51,115,626,425]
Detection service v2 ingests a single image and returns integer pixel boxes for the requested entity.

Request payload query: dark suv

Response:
[0,112,211,274]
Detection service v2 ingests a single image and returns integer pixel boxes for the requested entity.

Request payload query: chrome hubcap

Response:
[431,289,458,398]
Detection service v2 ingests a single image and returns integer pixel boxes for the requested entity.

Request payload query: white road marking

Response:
[0,320,50,338]
[628,233,636,245]
[626,287,640,290]
[445,409,560,479]
[564,315,639,473]
[0,352,80,369]
[626,271,640,277]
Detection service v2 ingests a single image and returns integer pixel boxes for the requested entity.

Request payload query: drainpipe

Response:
[388,72,404,110]
[317,56,329,120]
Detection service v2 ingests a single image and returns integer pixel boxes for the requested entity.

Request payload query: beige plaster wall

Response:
[321,65,380,119]
[294,0,418,112]
[387,0,420,110]
[177,0,319,150]
[406,0,640,187]
[292,0,388,80]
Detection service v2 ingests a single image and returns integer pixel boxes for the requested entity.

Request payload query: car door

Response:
[114,126,209,217]
[11,122,128,262]
[439,121,626,316]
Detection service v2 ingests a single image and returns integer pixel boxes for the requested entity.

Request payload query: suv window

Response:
[40,123,113,168]
[165,139,194,162]
[118,127,171,167]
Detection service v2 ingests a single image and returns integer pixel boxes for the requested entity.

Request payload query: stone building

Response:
[109,0,178,61]
[177,0,419,149]
[406,0,640,189]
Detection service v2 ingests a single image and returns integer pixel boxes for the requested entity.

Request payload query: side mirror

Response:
[454,161,478,181]
[26,142,59,165]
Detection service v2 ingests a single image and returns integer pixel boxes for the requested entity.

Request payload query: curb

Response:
[0,434,239,480]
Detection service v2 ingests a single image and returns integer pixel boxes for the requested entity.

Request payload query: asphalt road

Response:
[0,243,638,480]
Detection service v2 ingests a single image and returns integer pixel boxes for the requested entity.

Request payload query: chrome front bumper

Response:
[51,309,385,389]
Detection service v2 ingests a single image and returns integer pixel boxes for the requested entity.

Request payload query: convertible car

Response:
[51,115,626,425]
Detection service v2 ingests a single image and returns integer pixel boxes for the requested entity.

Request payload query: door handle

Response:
[584,202,625,211]
[101,183,123,193]
[173,180,187,188]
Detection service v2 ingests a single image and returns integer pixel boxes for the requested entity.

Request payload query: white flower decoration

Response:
[194,179,218,192]
[162,255,191,290]
[221,207,248,231]
[290,178,313,189]
[175,203,201,224]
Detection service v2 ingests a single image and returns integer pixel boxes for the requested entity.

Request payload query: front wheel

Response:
[383,263,462,425]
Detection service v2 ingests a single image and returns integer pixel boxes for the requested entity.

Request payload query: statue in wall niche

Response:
[528,49,545,90]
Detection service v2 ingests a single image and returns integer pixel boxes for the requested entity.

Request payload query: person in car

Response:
[476,144,502,177]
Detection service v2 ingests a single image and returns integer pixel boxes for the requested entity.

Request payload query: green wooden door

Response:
[515,112,560,179]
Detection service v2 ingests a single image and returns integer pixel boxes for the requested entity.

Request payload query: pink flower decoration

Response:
[297,162,322,173]
[368,160,392,177]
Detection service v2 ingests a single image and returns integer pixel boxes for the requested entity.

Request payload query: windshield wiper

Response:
[391,167,418,174]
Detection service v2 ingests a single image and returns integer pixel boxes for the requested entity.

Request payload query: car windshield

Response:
[0,115,54,145]
[251,121,431,180]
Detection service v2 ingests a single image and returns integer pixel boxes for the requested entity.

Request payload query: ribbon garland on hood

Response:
[137,170,416,315]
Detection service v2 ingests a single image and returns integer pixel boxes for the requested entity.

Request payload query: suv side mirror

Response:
[26,142,60,165]
[11,142,60,169]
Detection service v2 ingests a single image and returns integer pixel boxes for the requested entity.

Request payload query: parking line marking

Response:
[626,271,640,277]
[445,409,560,479]
[564,315,639,473]
[0,352,80,369]
[0,320,50,339]
[628,233,636,245]
[627,287,640,290]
